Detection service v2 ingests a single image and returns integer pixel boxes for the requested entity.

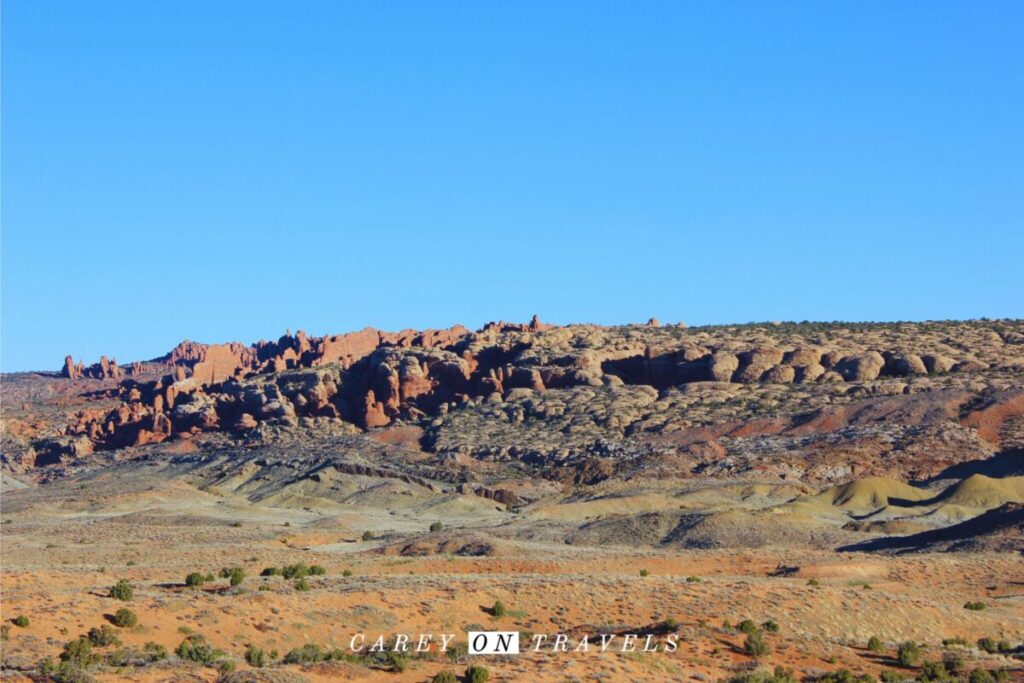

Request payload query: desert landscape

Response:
[1,318,1022,682]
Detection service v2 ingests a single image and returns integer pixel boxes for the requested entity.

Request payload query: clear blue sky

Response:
[2,1,1022,372]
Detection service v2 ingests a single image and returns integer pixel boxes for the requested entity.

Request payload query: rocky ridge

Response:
[3,319,1023,487]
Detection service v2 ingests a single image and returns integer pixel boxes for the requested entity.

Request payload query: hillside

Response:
[2,318,1023,682]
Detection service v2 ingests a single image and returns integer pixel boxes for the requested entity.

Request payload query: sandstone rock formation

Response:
[42,319,1024,458]
[61,355,123,380]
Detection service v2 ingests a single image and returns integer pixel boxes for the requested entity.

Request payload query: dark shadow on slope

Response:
[913,448,1024,485]
[837,503,1024,554]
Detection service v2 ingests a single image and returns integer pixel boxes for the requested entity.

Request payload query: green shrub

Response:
[686,575,702,583]
[362,531,375,541]
[309,565,326,575]
[430,521,444,532]
[762,619,779,633]
[105,643,164,666]
[963,601,986,611]
[639,568,649,577]
[104,647,132,667]
[260,567,281,577]
[814,670,875,683]
[294,578,310,591]
[445,642,469,663]
[245,644,266,668]
[386,651,408,672]
[51,661,95,683]
[228,567,245,586]
[879,672,903,683]
[977,637,998,654]
[744,630,770,658]
[143,642,167,660]
[969,670,996,683]
[108,580,133,601]
[738,619,758,634]
[13,615,29,628]
[943,650,964,674]
[40,656,58,675]
[112,609,137,628]
[185,572,206,587]
[282,563,310,579]
[868,636,883,653]
[919,661,950,682]
[342,569,353,577]
[60,637,98,668]
[724,667,797,683]
[465,664,490,683]
[807,579,821,586]
[432,671,458,683]
[283,643,327,665]
[86,625,120,647]
[897,641,921,667]
[176,634,223,664]
[491,600,507,617]
[663,617,679,630]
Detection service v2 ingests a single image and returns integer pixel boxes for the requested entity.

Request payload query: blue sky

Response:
[2,1,1022,372]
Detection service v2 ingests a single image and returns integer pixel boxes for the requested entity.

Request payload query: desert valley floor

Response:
[1,319,1022,682]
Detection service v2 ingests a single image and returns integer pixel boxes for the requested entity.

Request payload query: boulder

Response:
[232,413,258,431]
[762,365,796,384]
[884,353,927,376]
[794,363,826,383]
[818,370,845,383]
[783,348,822,367]
[680,346,709,362]
[707,352,739,382]
[820,350,844,369]
[32,436,94,466]
[399,358,434,401]
[171,394,221,431]
[733,348,785,383]
[922,354,956,374]
[953,359,988,373]
[835,352,885,381]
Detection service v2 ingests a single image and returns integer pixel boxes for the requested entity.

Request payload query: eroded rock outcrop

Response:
[61,355,123,380]
[48,318,1020,457]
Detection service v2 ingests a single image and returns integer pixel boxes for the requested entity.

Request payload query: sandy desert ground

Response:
[3,320,1023,682]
